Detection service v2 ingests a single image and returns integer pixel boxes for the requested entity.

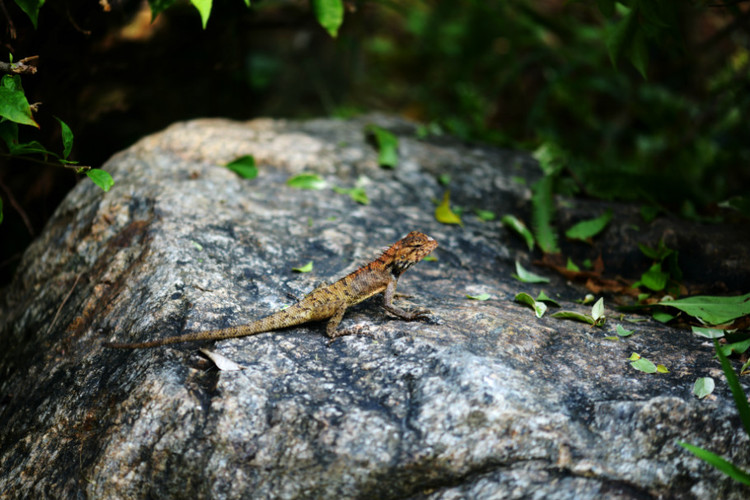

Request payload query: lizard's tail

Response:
[104,300,322,349]
[103,324,265,349]
[103,336,193,349]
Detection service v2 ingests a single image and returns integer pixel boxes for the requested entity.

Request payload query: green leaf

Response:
[512,261,549,284]
[148,0,178,20]
[292,261,313,273]
[718,195,750,217]
[0,85,38,127]
[566,258,580,272]
[551,310,595,325]
[693,377,715,399]
[190,0,212,28]
[11,141,54,156]
[656,364,669,373]
[191,241,203,251]
[225,155,258,179]
[438,174,451,186]
[631,357,657,373]
[625,316,648,323]
[287,173,327,190]
[652,311,674,323]
[311,0,344,38]
[638,240,673,261]
[366,125,399,168]
[640,263,669,291]
[536,291,560,307]
[591,297,605,322]
[515,292,547,318]
[640,204,660,222]
[607,5,639,69]
[501,214,534,251]
[2,74,22,91]
[657,293,750,325]
[86,169,114,192]
[416,122,443,139]
[531,175,559,253]
[0,121,49,156]
[677,441,750,486]
[533,142,568,175]
[467,293,491,301]
[691,326,726,339]
[332,186,369,205]
[0,120,17,148]
[616,324,634,337]
[664,251,682,283]
[720,339,750,357]
[474,209,496,221]
[565,210,613,241]
[54,117,74,160]
[7,140,53,156]
[435,190,462,226]
[628,29,649,79]
[13,0,45,28]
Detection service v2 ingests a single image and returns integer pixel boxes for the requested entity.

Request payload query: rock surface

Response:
[0,116,748,499]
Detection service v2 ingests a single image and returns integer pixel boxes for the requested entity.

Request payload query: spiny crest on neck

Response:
[378,231,438,275]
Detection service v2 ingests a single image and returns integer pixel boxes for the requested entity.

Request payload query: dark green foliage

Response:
[357,1,749,212]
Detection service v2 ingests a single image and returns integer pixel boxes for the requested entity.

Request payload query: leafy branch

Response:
[0,55,38,75]
[0,70,114,224]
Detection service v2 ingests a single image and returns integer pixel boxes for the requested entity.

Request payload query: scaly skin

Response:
[104,231,438,348]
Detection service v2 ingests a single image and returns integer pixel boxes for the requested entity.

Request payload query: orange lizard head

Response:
[384,231,438,275]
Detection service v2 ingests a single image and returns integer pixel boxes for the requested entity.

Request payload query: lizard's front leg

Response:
[381,279,430,321]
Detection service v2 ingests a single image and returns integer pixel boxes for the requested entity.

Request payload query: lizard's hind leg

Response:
[324,304,375,345]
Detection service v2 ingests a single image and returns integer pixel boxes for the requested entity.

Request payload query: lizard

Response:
[104,231,438,348]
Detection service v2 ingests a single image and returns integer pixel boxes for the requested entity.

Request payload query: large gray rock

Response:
[0,116,748,499]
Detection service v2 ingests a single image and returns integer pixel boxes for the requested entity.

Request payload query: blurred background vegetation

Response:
[1,0,749,285]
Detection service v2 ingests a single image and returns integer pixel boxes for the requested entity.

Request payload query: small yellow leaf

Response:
[435,190,462,226]
[656,364,669,373]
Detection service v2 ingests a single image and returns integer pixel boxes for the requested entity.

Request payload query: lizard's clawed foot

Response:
[400,308,432,321]
[326,324,374,346]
